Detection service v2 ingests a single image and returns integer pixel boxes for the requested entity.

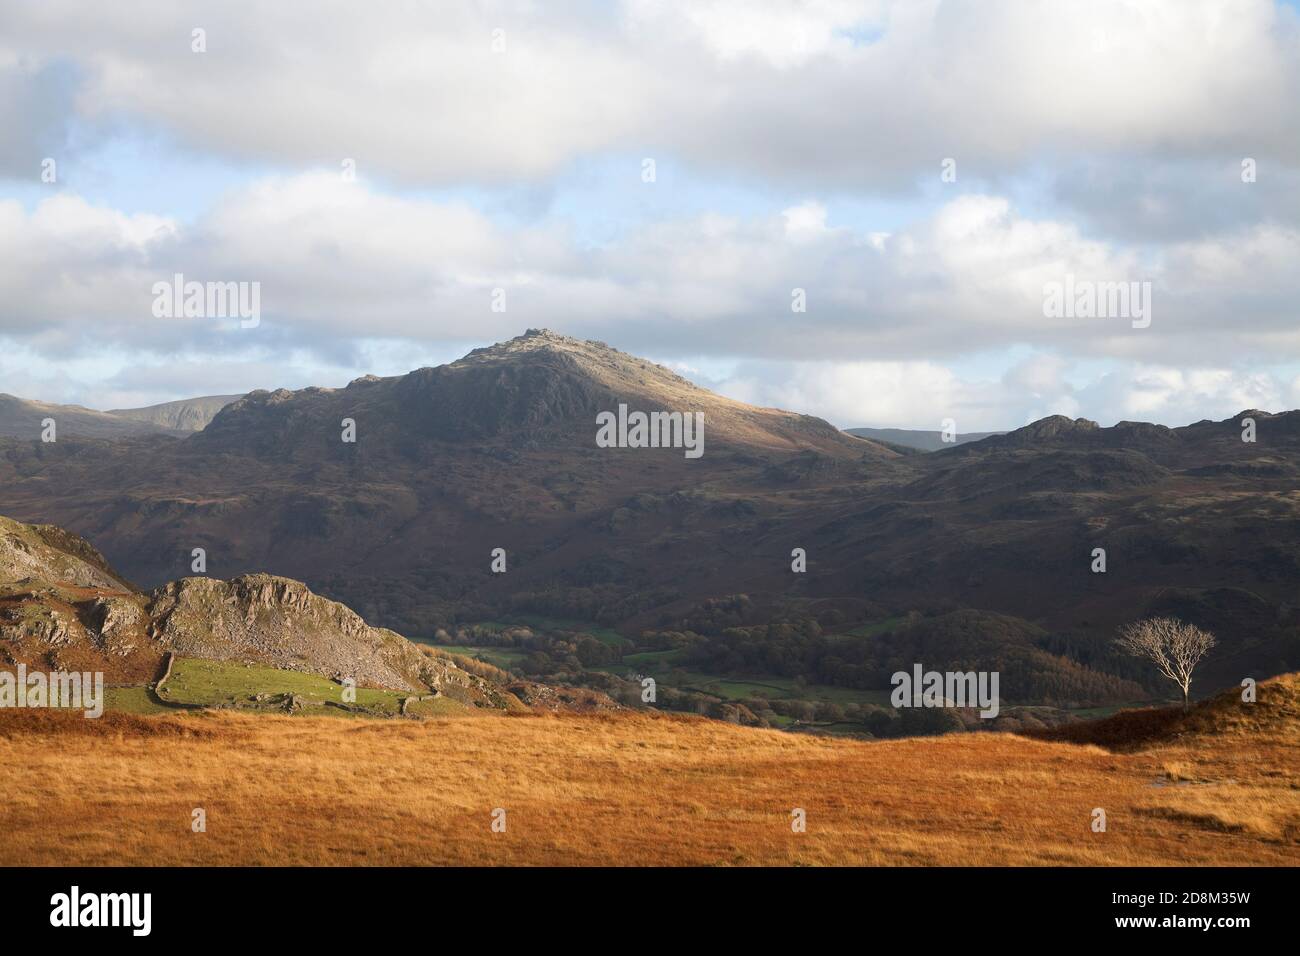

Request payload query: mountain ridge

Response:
[2,331,1298,698]
[0,392,241,440]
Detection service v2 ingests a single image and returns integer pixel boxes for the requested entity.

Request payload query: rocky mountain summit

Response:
[194,328,877,455]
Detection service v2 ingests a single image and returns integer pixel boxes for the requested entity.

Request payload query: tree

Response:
[1115,617,1216,711]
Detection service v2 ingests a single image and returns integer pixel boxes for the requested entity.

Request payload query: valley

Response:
[415,615,1139,737]
[3,331,1297,727]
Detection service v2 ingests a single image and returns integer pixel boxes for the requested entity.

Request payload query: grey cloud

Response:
[2,0,1297,200]
[0,58,79,178]
[1050,158,1300,243]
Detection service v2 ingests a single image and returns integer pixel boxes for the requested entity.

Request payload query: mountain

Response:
[1,330,1298,700]
[195,329,878,456]
[846,426,1005,452]
[106,394,242,433]
[819,410,1300,680]
[0,393,240,439]
[0,329,899,616]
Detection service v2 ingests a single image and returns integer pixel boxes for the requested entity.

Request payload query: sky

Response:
[1,0,1299,431]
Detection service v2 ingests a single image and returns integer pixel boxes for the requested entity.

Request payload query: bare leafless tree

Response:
[1115,617,1216,711]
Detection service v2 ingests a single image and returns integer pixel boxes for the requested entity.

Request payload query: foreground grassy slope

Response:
[1,676,1296,865]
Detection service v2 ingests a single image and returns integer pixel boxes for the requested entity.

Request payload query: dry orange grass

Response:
[1,690,1298,866]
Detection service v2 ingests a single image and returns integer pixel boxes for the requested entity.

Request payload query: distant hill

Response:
[846,426,1005,451]
[0,394,165,440]
[0,392,240,439]
[107,394,242,432]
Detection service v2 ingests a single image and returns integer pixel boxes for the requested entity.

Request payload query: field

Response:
[1,675,1296,866]
[606,649,892,704]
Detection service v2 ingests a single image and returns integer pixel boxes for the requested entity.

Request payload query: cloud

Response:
[3,0,1297,194]
[0,53,80,177]
[713,355,1292,430]
[1082,366,1285,422]
[1049,157,1300,244]
[3,175,1300,374]
[3,2,1299,423]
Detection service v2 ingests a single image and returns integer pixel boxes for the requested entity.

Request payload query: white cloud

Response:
[627,0,885,67]
[4,176,1300,374]
[781,201,831,240]
[1097,366,1283,419]
[715,356,1292,430]
[718,359,968,428]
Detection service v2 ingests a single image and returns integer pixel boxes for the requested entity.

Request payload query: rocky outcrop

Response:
[81,595,151,653]
[148,574,437,691]
[0,515,160,679]
[505,680,622,713]
[0,516,130,591]
[0,514,521,703]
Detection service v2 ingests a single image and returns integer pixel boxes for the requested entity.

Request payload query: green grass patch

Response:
[839,615,905,639]
[811,720,875,737]
[495,614,630,647]
[679,675,891,707]
[103,686,174,715]
[679,678,792,700]
[620,648,685,667]
[158,658,411,716]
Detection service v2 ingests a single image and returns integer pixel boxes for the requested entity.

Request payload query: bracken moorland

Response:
[1,675,1296,866]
